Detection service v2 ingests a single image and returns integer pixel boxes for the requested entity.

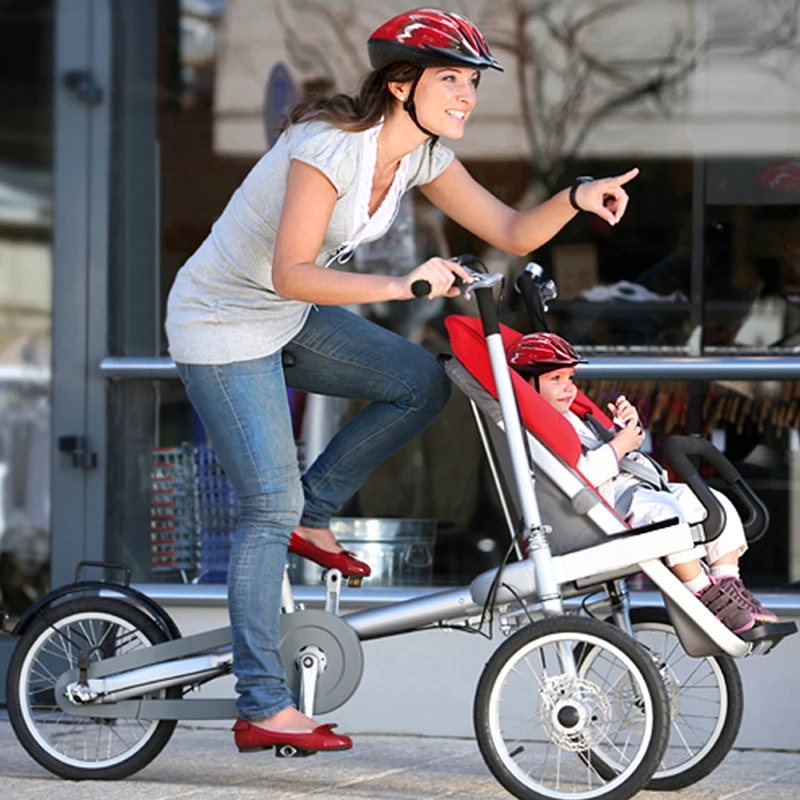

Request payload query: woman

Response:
[165,7,639,754]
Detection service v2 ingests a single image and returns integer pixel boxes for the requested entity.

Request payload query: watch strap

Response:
[569,176,593,212]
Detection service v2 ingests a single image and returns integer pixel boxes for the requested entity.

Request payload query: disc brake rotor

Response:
[539,674,612,751]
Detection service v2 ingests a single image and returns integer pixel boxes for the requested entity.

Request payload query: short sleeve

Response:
[405,139,456,189]
[288,121,358,197]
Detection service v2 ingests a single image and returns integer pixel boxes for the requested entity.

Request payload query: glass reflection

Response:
[107,0,800,590]
[0,0,53,623]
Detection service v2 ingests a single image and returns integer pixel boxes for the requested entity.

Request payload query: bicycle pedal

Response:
[275,744,316,758]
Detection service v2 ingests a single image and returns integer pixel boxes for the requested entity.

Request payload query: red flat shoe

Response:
[233,718,353,752]
[288,532,371,577]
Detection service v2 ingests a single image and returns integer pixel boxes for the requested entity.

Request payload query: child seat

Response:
[444,314,673,553]
[444,313,795,658]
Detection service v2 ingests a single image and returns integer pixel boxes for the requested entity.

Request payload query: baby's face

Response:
[536,367,578,414]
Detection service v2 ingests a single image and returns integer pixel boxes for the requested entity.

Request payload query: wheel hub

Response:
[540,674,611,750]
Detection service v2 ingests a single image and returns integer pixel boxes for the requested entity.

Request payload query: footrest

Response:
[740,620,797,655]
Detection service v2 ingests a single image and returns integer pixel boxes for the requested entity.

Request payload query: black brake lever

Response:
[515,262,554,333]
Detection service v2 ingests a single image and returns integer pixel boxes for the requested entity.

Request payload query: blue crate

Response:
[193,444,239,581]
[194,443,239,535]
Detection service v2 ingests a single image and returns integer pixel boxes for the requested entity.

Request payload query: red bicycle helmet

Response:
[368,8,503,72]
[507,332,587,378]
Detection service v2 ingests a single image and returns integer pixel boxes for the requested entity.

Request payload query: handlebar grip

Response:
[411,279,431,298]
[411,275,467,298]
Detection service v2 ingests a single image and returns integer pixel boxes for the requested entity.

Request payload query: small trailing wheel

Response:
[474,615,670,800]
[6,597,180,780]
[591,607,744,791]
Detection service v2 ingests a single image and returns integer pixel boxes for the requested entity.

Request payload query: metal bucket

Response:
[287,518,437,587]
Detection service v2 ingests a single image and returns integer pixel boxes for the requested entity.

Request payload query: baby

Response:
[507,331,777,634]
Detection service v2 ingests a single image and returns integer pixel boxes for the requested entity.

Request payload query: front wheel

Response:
[6,597,180,780]
[474,616,670,800]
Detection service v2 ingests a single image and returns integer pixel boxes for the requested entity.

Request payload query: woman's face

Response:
[410,66,480,139]
[536,367,578,414]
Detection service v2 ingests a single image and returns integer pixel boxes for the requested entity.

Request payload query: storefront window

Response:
[0,0,53,623]
[106,0,800,591]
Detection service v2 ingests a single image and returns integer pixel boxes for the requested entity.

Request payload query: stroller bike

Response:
[5,260,796,800]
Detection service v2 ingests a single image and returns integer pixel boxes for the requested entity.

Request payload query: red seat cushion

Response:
[445,315,613,468]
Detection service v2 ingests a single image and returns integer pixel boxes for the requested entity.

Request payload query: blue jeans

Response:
[175,305,451,720]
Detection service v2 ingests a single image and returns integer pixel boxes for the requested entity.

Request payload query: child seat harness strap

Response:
[579,414,671,498]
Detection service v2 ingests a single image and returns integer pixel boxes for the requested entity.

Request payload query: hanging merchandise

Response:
[580,378,800,481]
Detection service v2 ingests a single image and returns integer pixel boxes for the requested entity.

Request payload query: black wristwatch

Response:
[569,176,594,212]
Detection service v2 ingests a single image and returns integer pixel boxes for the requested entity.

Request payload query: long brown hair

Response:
[282,63,420,132]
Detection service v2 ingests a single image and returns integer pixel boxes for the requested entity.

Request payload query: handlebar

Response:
[662,435,770,543]
[515,262,557,333]
[410,256,504,300]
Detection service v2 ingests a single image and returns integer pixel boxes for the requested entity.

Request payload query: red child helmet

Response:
[368,8,503,72]
[507,332,587,378]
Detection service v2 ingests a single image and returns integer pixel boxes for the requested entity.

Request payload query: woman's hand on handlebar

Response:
[400,257,473,300]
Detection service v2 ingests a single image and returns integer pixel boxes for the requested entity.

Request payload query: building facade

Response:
[1,0,800,743]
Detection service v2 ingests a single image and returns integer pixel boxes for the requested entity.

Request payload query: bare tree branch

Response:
[291,0,367,78]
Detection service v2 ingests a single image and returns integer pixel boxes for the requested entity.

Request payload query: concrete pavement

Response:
[2,721,800,799]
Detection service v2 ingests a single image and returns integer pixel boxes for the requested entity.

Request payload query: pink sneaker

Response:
[718,577,779,625]
[696,577,756,634]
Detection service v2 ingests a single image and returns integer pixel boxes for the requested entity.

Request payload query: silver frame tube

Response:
[344,587,481,640]
[485,332,563,613]
[65,652,232,704]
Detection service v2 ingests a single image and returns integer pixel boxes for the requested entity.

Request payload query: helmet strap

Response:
[402,69,438,140]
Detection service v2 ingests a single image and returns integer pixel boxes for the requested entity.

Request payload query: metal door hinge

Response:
[63,70,103,106]
[58,435,98,469]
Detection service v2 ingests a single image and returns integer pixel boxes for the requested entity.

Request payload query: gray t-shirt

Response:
[165,119,455,365]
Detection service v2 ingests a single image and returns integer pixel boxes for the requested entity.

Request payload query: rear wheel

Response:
[6,597,180,780]
[474,615,670,800]
[613,607,743,791]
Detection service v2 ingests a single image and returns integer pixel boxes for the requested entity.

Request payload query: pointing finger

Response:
[615,167,639,185]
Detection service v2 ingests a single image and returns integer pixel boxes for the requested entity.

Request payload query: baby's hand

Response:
[611,422,645,460]
[608,395,640,429]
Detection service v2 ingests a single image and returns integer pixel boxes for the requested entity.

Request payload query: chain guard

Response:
[280,609,364,714]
